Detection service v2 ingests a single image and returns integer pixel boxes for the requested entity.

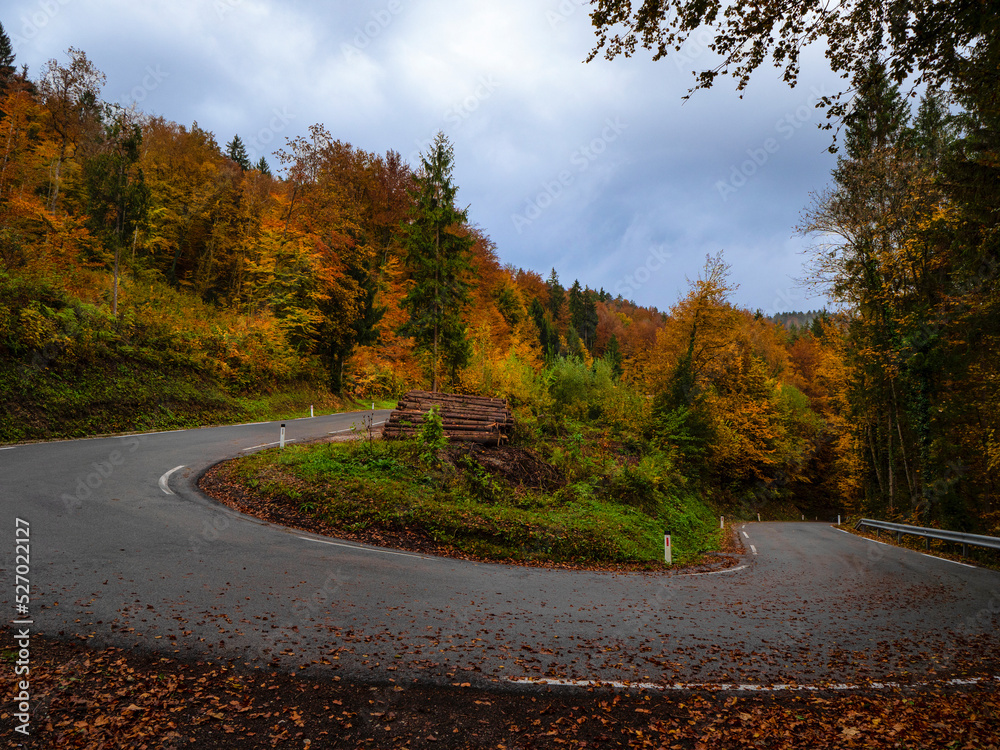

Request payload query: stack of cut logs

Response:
[382,391,514,445]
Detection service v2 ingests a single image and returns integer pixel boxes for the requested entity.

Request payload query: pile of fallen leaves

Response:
[3,628,998,749]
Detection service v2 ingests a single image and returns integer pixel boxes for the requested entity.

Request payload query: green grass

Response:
[0,352,384,443]
[221,438,722,566]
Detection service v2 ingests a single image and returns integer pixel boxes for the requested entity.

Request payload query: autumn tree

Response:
[83,107,149,315]
[645,252,738,473]
[400,132,473,392]
[588,0,999,130]
[37,48,105,212]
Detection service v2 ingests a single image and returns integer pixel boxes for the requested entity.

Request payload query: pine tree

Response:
[529,297,559,358]
[604,333,623,378]
[226,135,251,171]
[255,156,272,176]
[569,280,599,350]
[546,269,564,321]
[400,132,473,391]
[0,22,15,83]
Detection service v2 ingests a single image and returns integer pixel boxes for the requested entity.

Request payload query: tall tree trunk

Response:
[891,379,915,499]
[868,424,885,497]
[887,413,895,513]
[432,225,440,392]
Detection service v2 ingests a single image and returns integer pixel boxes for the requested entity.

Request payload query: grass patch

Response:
[220,437,722,567]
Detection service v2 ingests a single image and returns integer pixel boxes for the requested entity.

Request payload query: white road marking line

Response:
[919,552,977,568]
[750,545,757,555]
[681,564,749,576]
[838,527,980,568]
[0,446,15,451]
[329,420,387,435]
[296,535,429,560]
[158,465,185,495]
[506,675,1000,693]
[117,429,187,437]
[243,439,298,452]
[742,531,749,539]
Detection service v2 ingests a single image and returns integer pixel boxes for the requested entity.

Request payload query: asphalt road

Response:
[3,414,999,690]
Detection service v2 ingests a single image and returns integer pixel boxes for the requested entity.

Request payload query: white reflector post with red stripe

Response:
[664,530,672,565]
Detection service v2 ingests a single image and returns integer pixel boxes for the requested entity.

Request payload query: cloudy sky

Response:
[6,0,846,314]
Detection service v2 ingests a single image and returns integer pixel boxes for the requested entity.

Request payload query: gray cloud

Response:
[6,0,841,313]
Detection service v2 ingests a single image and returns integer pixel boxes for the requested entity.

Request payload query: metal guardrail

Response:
[854,518,1000,557]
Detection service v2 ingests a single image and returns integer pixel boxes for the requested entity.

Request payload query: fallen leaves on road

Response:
[2,628,998,749]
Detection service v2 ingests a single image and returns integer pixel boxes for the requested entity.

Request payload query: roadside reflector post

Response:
[664,531,672,565]
[757,513,761,523]
[280,423,286,449]
[720,516,724,529]
[838,514,841,525]
[310,405,314,418]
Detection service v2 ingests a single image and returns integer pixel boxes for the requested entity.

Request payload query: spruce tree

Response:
[0,22,15,82]
[225,135,251,171]
[546,269,565,321]
[255,156,272,176]
[604,333,623,378]
[569,280,599,350]
[400,132,473,391]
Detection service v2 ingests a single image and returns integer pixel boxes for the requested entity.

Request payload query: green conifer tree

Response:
[0,22,15,82]
[226,134,251,171]
[400,132,473,391]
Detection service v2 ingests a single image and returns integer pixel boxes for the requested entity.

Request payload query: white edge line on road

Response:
[243,439,298,452]
[506,675,1000,693]
[329,420,387,435]
[750,545,757,555]
[158,465,185,495]
[919,552,977,568]
[296,535,429,560]
[0,446,15,451]
[681,564,749,576]
[117,429,188,438]
[840,527,979,568]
